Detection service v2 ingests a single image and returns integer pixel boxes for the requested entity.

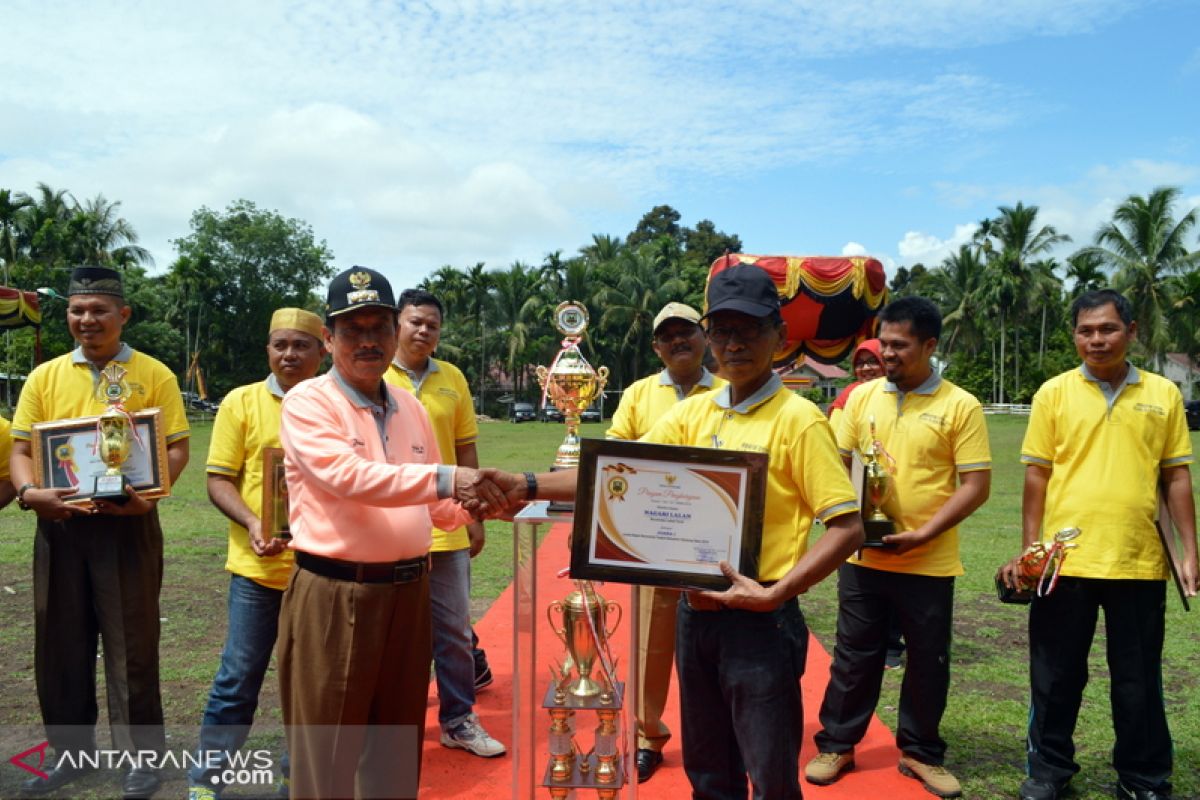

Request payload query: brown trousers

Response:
[637,585,681,752]
[278,566,432,800]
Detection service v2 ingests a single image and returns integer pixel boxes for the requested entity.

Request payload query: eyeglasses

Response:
[706,321,770,344]
[654,327,700,344]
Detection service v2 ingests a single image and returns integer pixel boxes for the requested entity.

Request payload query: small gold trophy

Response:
[93,365,134,504]
[535,302,609,471]
[861,415,896,548]
[546,582,621,699]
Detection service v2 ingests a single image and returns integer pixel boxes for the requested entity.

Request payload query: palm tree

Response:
[1080,187,1199,368]
[1063,250,1107,297]
[927,245,987,363]
[70,194,153,268]
[0,189,33,278]
[1166,268,1200,363]
[979,202,1069,401]
[595,246,687,385]
[490,262,543,398]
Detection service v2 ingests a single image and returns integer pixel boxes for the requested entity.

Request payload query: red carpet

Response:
[420,523,929,799]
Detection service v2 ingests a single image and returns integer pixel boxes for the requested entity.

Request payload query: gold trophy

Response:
[861,415,896,548]
[93,365,134,504]
[536,301,609,471]
[546,582,621,699]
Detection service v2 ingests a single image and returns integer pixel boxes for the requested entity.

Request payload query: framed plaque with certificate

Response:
[569,438,767,590]
[261,447,291,540]
[31,408,170,504]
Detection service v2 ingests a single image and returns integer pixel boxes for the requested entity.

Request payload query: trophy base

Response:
[93,474,131,505]
[861,518,896,549]
[547,464,575,513]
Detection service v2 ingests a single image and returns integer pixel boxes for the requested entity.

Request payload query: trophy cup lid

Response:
[553,302,589,338]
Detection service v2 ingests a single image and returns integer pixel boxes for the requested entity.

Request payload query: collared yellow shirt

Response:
[837,374,991,577]
[384,358,478,552]
[607,368,724,441]
[643,375,858,584]
[1021,365,1193,580]
[207,376,294,590]
[13,345,190,444]
[0,416,11,481]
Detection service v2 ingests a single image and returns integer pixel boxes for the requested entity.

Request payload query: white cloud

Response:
[841,242,868,256]
[896,223,979,265]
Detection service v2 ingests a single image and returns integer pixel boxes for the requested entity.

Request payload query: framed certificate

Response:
[31,409,170,504]
[261,447,291,540]
[569,438,767,590]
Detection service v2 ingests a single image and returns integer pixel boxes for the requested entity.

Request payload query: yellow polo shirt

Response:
[13,345,190,445]
[607,368,724,441]
[837,374,991,577]
[1021,365,1193,580]
[0,416,11,481]
[207,376,294,590]
[384,357,477,551]
[643,375,859,584]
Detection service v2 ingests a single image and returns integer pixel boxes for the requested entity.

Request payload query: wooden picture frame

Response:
[261,447,291,540]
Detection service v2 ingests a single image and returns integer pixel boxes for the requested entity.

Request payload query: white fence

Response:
[982,403,1032,416]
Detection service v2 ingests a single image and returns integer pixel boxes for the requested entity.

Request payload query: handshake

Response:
[451,467,555,519]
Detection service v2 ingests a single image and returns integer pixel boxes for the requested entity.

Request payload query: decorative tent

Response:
[707,254,888,369]
[0,286,43,362]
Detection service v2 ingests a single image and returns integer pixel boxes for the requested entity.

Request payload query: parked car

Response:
[580,407,601,423]
[1187,400,1200,431]
[511,402,537,423]
[541,405,563,422]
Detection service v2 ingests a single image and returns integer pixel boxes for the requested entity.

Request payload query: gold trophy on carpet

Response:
[93,365,134,503]
[861,415,897,548]
[546,582,621,699]
[536,301,609,471]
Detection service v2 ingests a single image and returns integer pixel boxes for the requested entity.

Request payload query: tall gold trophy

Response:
[861,415,896,547]
[536,302,609,471]
[93,364,134,504]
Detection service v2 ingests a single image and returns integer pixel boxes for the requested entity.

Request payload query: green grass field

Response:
[0,415,1196,799]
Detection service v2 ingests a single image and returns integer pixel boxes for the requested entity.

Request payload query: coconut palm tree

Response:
[928,244,988,363]
[1063,249,1107,297]
[1080,187,1199,368]
[595,246,687,385]
[0,189,32,277]
[490,262,543,397]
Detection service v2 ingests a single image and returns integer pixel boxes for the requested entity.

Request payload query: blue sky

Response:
[2,0,1197,292]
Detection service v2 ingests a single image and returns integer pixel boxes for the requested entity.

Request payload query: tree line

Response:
[1,182,1196,410]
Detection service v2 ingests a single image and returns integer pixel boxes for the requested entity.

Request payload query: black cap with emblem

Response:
[68,265,124,298]
[325,266,397,320]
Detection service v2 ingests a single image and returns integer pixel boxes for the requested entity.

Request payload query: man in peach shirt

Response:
[276,266,505,799]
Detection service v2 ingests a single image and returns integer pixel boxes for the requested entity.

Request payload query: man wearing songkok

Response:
[516,264,865,800]
[187,307,325,800]
[807,296,991,799]
[10,265,190,799]
[1000,289,1197,800]
[605,300,725,784]
[384,288,505,759]
[276,266,506,798]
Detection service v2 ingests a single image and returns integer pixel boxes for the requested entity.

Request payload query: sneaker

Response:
[188,786,219,800]
[474,664,494,692]
[1116,782,1173,800]
[885,651,904,670]
[898,756,962,798]
[804,751,855,785]
[1019,777,1066,800]
[441,714,507,758]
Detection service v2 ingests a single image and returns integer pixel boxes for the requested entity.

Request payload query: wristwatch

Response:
[16,482,36,511]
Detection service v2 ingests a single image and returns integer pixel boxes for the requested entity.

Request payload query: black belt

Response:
[296,551,428,584]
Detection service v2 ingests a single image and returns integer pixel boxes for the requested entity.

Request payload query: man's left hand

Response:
[880,528,930,554]
[697,562,780,612]
[91,485,155,516]
[467,522,486,558]
[1180,555,1199,598]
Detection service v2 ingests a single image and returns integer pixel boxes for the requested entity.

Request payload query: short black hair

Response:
[879,296,942,342]
[398,288,444,318]
[1070,288,1133,327]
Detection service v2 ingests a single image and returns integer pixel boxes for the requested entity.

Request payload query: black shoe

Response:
[1020,778,1067,800]
[21,762,96,796]
[474,664,494,692]
[122,767,161,799]
[473,647,493,692]
[636,749,664,783]
[1116,782,1173,800]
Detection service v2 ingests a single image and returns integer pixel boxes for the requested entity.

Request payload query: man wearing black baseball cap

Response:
[505,264,865,799]
[276,266,508,798]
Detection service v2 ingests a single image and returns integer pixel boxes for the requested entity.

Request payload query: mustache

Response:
[353,348,385,359]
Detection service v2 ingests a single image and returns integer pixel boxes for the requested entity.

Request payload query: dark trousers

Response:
[1027,577,1172,792]
[33,513,166,755]
[676,595,808,800]
[814,563,954,764]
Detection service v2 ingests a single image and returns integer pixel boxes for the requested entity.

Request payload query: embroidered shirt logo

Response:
[1134,403,1165,417]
